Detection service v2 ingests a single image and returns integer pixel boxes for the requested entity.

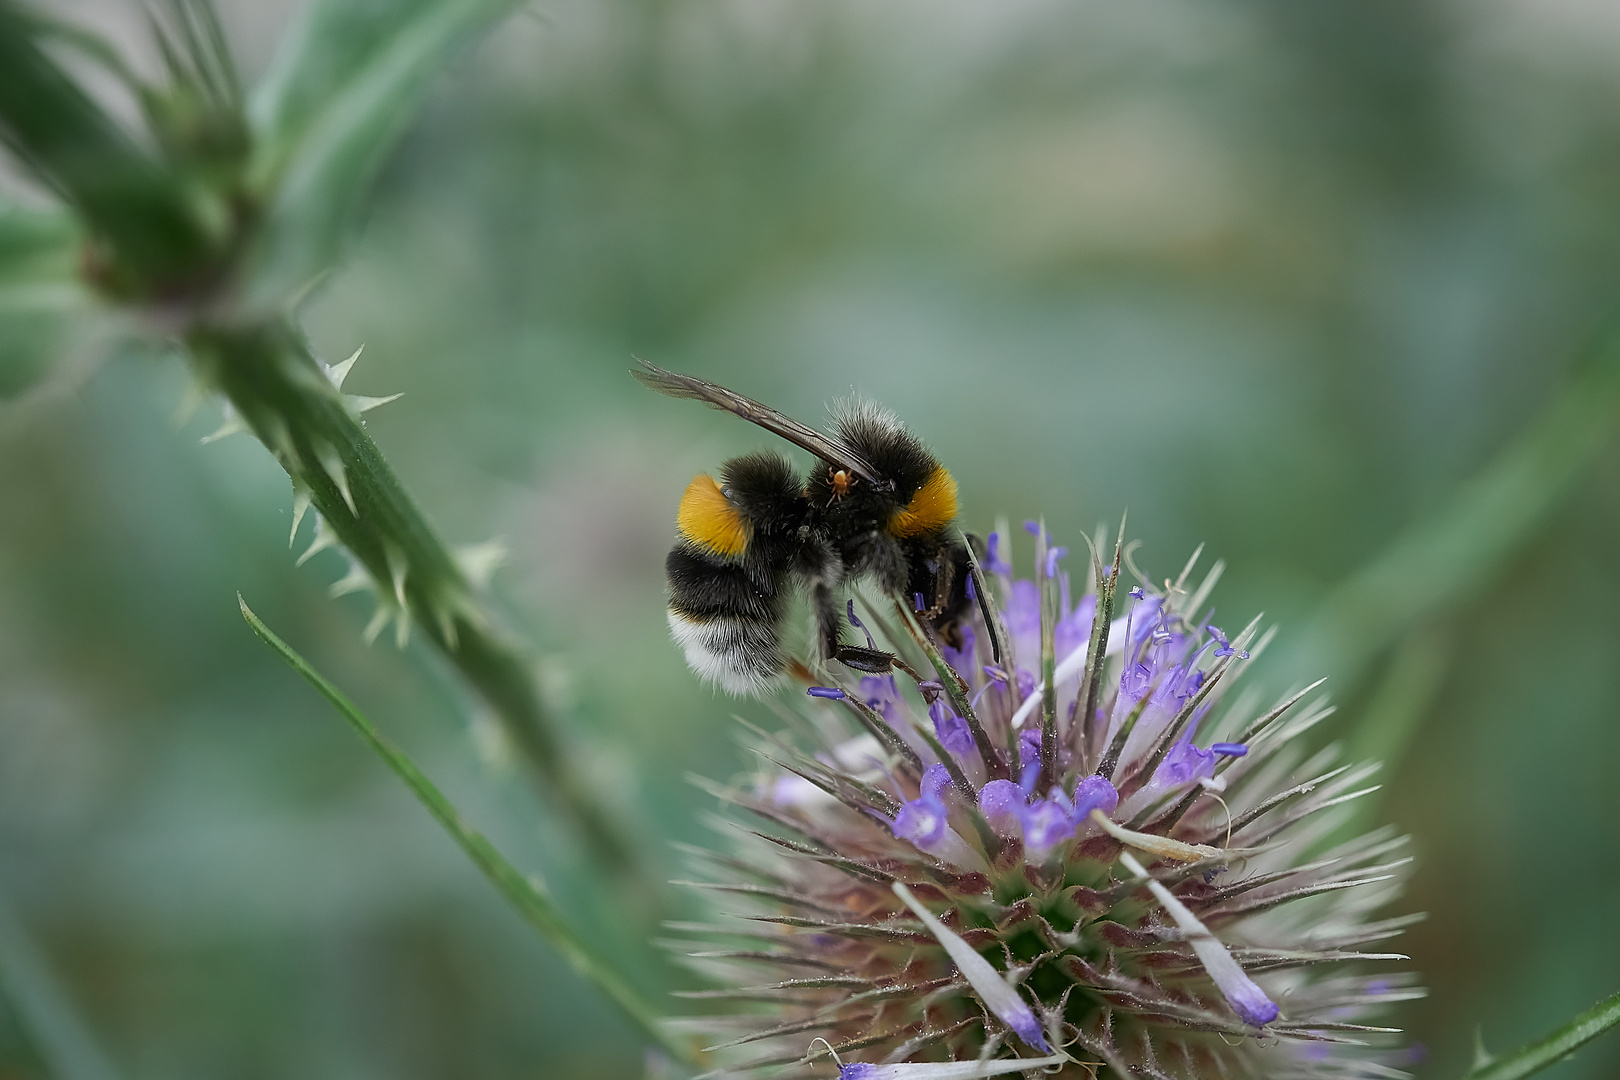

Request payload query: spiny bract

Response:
[670,523,1421,1080]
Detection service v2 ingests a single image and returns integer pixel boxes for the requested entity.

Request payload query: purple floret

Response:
[977,779,1026,838]
[929,700,975,758]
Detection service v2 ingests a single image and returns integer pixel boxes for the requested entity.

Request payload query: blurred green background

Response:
[3,0,1620,1077]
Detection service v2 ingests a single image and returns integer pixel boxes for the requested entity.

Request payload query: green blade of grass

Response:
[1282,330,1620,713]
[1465,988,1620,1080]
[238,594,694,1065]
[0,897,123,1080]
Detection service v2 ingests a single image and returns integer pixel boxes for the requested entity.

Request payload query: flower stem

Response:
[1464,986,1620,1080]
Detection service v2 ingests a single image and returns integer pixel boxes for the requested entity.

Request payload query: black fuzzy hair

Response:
[829,400,938,502]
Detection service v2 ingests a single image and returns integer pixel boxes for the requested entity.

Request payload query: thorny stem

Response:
[0,1,638,874]
[191,319,636,872]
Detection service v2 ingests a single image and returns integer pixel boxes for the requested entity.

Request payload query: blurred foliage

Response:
[0,207,85,399]
[3,0,1620,1078]
[245,0,527,301]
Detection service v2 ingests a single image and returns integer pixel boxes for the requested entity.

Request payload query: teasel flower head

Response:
[670,523,1421,1078]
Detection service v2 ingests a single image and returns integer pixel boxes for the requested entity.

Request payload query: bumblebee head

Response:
[822,401,959,539]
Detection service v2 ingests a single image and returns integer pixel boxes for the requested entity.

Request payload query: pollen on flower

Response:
[674,523,1419,1079]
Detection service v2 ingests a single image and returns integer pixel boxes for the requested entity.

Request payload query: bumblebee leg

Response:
[930,547,952,618]
[833,643,927,684]
[810,581,842,669]
[834,643,895,674]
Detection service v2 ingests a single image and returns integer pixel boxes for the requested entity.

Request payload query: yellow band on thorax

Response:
[889,465,958,538]
[677,474,751,557]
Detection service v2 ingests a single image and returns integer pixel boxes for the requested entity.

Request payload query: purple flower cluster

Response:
[695,524,1417,1078]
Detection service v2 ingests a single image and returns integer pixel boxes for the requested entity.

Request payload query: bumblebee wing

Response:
[633,359,889,490]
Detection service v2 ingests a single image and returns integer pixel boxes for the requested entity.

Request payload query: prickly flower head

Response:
[672,525,1420,1079]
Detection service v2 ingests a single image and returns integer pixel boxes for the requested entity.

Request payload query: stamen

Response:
[985,532,1011,575]
[807,1037,842,1069]
[1088,809,1221,862]
[847,600,878,650]
[807,687,847,700]
[914,592,927,613]
[891,882,1051,1051]
[1129,586,1145,600]
[1205,624,1250,660]
[1018,761,1040,796]
[1211,742,1249,757]
[1118,852,1279,1026]
[1044,546,1067,578]
[835,1055,1071,1078]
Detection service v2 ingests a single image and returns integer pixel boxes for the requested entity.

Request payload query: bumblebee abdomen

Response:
[666,544,787,696]
[677,473,752,557]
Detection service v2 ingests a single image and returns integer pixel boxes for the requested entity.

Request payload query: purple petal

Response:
[1005,580,1039,635]
[1071,774,1119,822]
[929,701,975,758]
[893,796,947,846]
[919,762,953,802]
[1018,727,1042,769]
[1018,798,1076,860]
[1153,738,1216,788]
[1228,981,1281,1026]
[977,779,1025,834]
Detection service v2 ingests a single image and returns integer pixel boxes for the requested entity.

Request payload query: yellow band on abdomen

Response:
[677,474,752,557]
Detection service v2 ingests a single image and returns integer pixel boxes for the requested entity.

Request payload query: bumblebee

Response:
[635,360,999,695]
